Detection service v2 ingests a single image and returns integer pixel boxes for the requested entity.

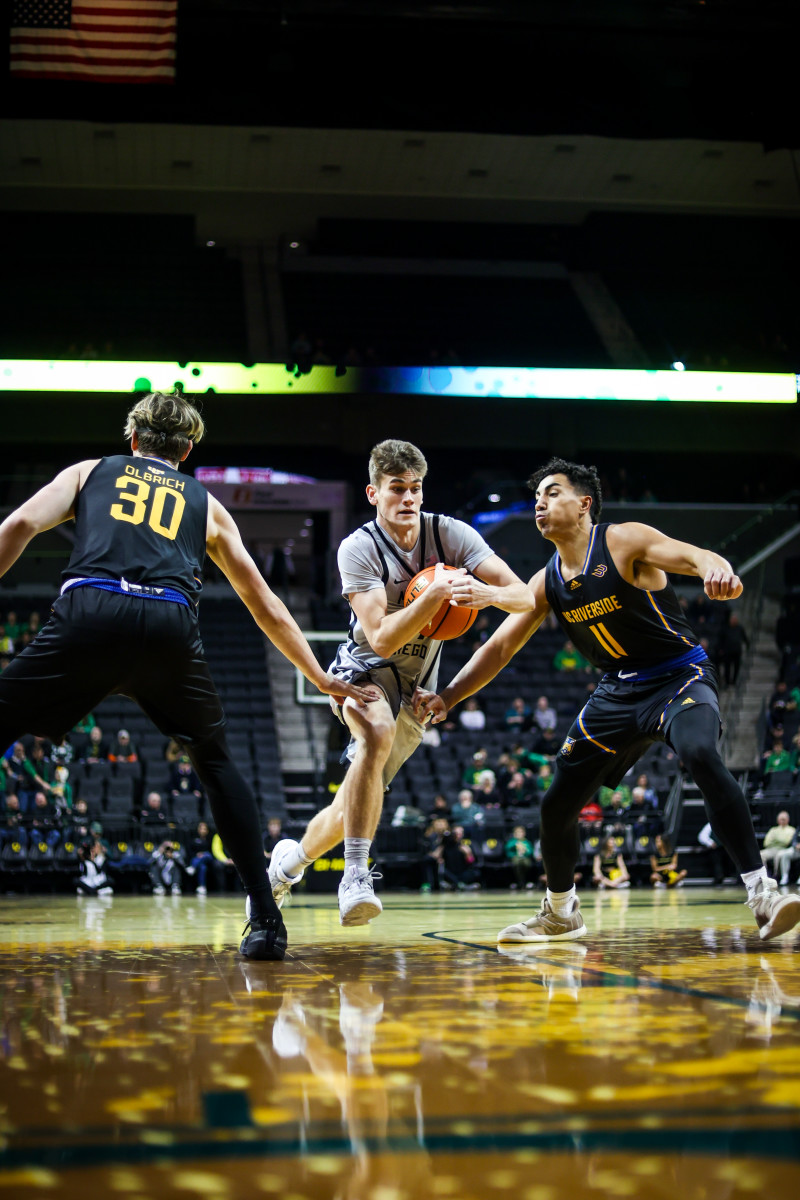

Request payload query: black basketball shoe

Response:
[240,913,288,960]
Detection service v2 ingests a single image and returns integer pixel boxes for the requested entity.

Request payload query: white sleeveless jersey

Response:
[330,513,494,699]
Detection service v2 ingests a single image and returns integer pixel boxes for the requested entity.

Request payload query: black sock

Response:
[187,732,281,920]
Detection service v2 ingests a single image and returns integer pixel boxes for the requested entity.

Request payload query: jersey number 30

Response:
[110,476,185,541]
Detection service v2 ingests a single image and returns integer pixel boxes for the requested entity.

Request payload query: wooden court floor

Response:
[0,887,799,1199]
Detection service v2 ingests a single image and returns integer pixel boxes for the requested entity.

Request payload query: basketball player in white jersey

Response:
[265,439,535,926]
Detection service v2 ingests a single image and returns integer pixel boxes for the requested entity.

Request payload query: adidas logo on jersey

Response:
[569,579,582,590]
[681,697,696,705]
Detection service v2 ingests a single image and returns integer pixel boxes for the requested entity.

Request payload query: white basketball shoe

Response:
[338,865,383,926]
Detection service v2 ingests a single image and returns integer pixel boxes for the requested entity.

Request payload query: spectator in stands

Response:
[211,830,239,891]
[599,783,632,810]
[149,840,185,896]
[505,825,536,890]
[431,793,451,819]
[629,787,657,829]
[504,696,532,734]
[760,811,797,886]
[450,788,486,830]
[0,625,13,656]
[458,697,486,732]
[50,765,73,816]
[553,638,591,673]
[49,734,75,767]
[108,729,138,763]
[183,821,216,896]
[66,797,92,844]
[716,613,749,688]
[2,741,50,812]
[461,749,489,788]
[592,834,630,889]
[530,725,560,760]
[4,611,23,641]
[139,790,168,829]
[263,816,284,860]
[169,756,203,804]
[649,834,687,888]
[535,762,553,794]
[76,839,113,896]
[604,789,632,829]
[759,737,792,789]
[29,743,55,794]
[83,725,109,763]
[421,816,448,892]
[532,695,557,732]
[578,796,603,827]
[634,772,659,808]
[473,769,503,810]
[0,794,26,852]
[504,769,538,809]
[26,790,61,850]
[441,825,481,891]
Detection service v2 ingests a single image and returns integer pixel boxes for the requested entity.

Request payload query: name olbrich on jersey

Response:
[122,463,185,490]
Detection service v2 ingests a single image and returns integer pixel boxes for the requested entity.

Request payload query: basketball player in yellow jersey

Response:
[415,457,800,943]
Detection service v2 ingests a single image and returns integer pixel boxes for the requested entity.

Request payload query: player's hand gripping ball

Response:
[404,565,478,641]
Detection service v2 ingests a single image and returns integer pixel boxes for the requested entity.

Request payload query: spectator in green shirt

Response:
[553,638,591,673]
[505,825,536,890]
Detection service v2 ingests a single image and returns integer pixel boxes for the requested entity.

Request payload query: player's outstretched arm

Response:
[451,553,536,614]
[206,496,378,705]
[0,463,91,579]
[414,571,549,723]
[610,522,743,600]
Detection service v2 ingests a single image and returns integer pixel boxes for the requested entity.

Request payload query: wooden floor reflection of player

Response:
[241,958,433,1199]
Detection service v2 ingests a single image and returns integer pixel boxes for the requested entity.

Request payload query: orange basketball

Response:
[403,565,479,641]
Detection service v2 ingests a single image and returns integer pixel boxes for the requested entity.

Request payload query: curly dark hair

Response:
[527,457,603,524]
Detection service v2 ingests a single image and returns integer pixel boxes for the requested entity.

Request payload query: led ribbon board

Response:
[0,361,796,402]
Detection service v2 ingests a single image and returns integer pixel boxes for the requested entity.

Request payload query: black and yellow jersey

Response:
[63,455,208,603]
[544,523,707,678]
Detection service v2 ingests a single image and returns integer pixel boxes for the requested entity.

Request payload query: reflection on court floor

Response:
[0,889,798,1198]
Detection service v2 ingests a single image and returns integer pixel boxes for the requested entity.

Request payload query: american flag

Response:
[10,1,178,84]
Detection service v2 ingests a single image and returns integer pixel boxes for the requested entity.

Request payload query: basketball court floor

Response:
[1,887,798,1198]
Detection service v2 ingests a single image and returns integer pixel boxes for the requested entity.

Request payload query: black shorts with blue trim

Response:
[0,586,225,746]
[555,660,720,789]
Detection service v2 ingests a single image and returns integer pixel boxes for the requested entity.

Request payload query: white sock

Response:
[280,840,314,877]
[741,866,768,894]
[344,838,371,873]
[547,886,577,915]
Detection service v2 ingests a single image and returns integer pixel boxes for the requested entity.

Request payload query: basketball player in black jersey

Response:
[0,391,377,960]
[415,458,800,943]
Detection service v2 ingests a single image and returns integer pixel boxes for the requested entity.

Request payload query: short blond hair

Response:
[368,439,427,487]
[124,391,205,460]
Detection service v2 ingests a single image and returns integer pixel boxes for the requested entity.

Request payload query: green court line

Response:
[1,1121,798,1173]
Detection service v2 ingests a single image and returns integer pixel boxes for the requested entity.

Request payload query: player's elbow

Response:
[368,630,399,659]
[1,511,39,545]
